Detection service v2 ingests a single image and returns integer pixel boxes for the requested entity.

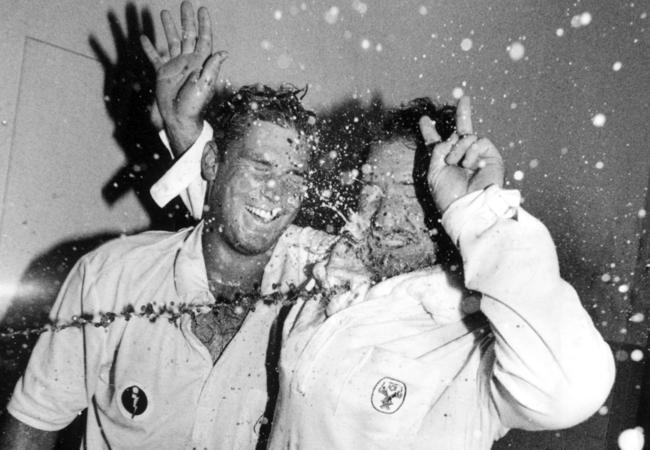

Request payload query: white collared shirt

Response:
[8,222,335,449]
[268,187,615,450]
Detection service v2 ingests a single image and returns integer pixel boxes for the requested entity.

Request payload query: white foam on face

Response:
[508,41,525,61]
[618,427,644,450]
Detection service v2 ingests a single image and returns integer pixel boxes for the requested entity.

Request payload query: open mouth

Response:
[245,205,282,223]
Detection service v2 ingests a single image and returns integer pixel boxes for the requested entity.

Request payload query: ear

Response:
[201,140,221,181]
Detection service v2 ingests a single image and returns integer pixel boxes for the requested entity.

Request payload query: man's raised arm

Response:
[142,1,225,217]
[421,97,615,430]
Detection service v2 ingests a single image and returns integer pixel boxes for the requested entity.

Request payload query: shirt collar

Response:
[173,221,213,305]
[173,221,298,304]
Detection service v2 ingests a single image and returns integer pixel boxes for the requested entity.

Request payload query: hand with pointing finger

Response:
[141,1,227,156]
[419,96,505,214]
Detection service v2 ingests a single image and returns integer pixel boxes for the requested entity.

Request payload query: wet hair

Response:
[378,97,456,147]
[205,84,317,154]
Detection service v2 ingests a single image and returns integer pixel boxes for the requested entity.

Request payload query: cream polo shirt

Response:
[8,222,335,449]
[268,187,616,450]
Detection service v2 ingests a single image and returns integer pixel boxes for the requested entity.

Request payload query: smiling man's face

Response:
[360,138,437,278]
[207,119,309,255]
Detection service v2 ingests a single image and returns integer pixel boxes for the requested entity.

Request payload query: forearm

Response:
[0,412,58,450]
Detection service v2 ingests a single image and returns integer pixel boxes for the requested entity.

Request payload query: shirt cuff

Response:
[441,185,521,245]
[150,121,213,208]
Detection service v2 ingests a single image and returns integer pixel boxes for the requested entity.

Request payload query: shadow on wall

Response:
[89,3,197,233]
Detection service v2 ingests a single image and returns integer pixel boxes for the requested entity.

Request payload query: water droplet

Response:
[508,41,525,61]
[324,6,340,24]
[513,170,524,181]
[613,61,623,71]
[460,38,473,51]
[361,38,371,50]
[592,113,606,127]
[617,427,645,450]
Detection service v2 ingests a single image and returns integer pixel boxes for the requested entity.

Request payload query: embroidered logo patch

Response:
[371,377,406,414]
[121,385,148,418]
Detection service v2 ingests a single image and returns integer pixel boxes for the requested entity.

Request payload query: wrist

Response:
[165,119,203,156]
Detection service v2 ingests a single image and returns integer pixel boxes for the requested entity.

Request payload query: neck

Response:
[201,224,272,296]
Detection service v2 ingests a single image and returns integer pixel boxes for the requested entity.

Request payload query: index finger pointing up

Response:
[455,96,473,136]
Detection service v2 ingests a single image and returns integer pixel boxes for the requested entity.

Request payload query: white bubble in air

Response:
[324,6,340,24]
[513,170,524,181]
[613,61,623,71]
[630,349,644,362]
[618,427,644,450]
[461,38,473,51]
[508,41,525,61]
[592,113,606,127]
[452,87,464,99]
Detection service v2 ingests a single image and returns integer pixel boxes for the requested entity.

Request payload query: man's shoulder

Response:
[79,228,193,277]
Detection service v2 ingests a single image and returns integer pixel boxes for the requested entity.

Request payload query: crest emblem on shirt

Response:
[121,385,148,418]
[371,377,406,414]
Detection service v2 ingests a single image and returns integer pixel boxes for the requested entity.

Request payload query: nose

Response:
[261,177,281,203]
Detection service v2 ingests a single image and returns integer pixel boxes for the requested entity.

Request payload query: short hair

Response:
[206,84,317,153]
[378,97,456,147]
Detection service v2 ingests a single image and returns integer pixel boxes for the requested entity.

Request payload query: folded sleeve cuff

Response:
[150,121,213,208]
[441,185,521,245]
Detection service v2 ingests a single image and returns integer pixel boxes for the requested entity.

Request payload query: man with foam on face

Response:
[263,97,615,449]
[0,3,335,449]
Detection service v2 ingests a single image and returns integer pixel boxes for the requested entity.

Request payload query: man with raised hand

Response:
[266,96,615,449]
[0,3,335,449]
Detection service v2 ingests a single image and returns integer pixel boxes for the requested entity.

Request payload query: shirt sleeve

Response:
[441,185,615,431]
[6,257,105,431]
[149,122,211,219]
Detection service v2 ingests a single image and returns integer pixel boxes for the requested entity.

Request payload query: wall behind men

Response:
[2,0,647,340]
[0,0,647,447]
